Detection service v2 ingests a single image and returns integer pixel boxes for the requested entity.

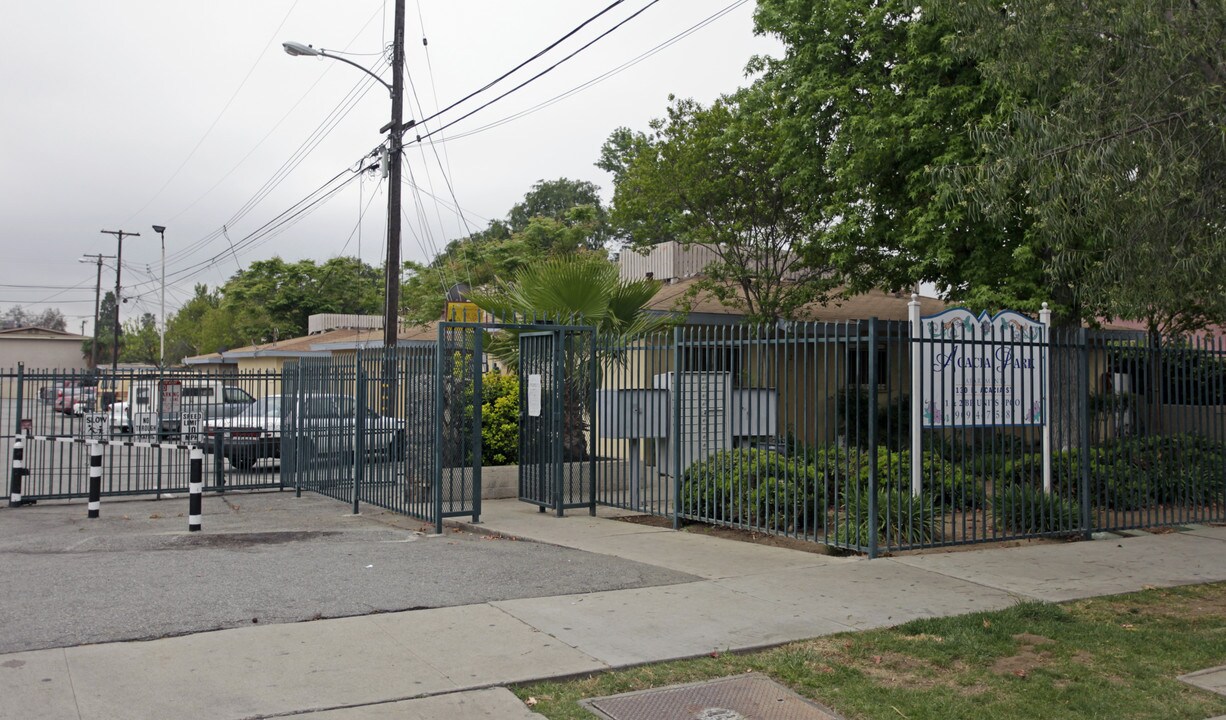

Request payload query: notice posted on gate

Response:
[917,308,1047,428]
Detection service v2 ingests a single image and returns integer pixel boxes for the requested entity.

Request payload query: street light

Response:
[282,0,406,354]
[152,225,166,366]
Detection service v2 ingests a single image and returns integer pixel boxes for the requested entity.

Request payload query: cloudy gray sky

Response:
[1,0,778,333]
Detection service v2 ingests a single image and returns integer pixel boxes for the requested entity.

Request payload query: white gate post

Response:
[909,294,923,497]
[1040,302,1053,494]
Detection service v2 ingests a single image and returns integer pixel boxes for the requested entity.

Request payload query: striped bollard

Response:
[9,435,23,507]
[87,442,103,518]
[188,446,203,532]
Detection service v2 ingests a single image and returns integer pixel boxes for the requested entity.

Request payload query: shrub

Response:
[680,448,819,532]
[992,484,1081,534]
[834,487,939,548]
[479,372,519,466]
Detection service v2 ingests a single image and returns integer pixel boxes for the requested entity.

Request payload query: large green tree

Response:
[603,87,841,324]
[938,0,1226,336]
[219,256,383,345]
[752,0,1043,313]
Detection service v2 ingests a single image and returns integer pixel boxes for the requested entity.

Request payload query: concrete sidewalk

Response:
[2,499,1225,720]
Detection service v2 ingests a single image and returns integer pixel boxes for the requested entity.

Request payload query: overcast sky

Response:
[0,0,778,334]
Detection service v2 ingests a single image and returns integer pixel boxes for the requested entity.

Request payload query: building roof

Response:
[0,326,89,341]
[183,323,443,365]
[645,278,947,323]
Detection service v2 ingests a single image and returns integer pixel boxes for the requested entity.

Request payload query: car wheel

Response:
[227,453,255,471]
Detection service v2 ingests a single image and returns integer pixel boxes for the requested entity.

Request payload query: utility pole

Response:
[80,253,115,369]
[152,225,166,366]
[100,230,139,375]
[384,0,406,352]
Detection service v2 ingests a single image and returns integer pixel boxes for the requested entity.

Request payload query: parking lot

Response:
[0,490,697,654]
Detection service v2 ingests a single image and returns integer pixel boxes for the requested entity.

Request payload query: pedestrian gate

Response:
[518,327,597,515]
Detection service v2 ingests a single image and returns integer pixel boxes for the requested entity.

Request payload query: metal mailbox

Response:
[596,388,670,438]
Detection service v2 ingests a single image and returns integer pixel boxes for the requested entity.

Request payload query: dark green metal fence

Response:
[8,317,1223,557]
[594,321,1226,556]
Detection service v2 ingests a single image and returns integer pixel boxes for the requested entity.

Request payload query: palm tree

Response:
[468,252,668,459]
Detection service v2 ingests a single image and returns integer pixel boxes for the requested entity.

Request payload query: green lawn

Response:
[514,582,1226,720]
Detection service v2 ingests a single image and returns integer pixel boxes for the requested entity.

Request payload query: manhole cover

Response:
[582,673,844,720]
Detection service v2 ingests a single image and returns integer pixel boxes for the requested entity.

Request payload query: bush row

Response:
[679,435,1226,542]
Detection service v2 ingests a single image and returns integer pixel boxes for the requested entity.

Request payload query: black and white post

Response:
[9,435,23,506]
[87,442,103,518]
[188,445,203,532]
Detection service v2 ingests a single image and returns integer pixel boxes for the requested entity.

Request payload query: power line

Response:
[407,0,663,146]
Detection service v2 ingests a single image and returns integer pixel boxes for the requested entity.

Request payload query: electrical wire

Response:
[442,0,751,143]
[410,0,629,130]
[122,0,303,225]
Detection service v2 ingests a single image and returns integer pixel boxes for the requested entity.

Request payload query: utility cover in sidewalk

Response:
[581,673,844,720]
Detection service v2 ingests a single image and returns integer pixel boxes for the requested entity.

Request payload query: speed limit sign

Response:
[181,412,203,443]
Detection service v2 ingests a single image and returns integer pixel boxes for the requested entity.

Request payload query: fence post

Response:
[472,330,484,523]
[909,296,922,497]
[8,435,24,507]
[87,441,103,518]
[353,360,366,516]
[14,362,24,437]
[1078,327,1092,538]
[433,323,446,535]
[867,317,880,559]
[671,325,683,531]
[1040,303,1053,493]
[188,446,203,532]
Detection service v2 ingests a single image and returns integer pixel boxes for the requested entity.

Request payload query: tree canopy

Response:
[602,88,841,324]
[937,0,1226,334]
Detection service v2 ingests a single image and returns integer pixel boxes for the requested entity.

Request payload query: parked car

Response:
[56,386,96,414]
[204,394,405,470]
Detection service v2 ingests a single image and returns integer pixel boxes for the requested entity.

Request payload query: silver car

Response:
[205,394,405,470]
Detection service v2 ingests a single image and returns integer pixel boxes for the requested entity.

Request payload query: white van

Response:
[123,379,256,433]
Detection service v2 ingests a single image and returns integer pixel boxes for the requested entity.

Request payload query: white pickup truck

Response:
[119,379,256,434]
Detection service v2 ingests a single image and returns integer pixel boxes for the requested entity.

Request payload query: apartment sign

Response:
[917,308,1047,427]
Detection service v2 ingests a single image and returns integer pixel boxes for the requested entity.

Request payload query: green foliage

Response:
[752,0,1039,311]
[479,372,519,466]
[679,448,820,532]
[992,484,1081,535]
[835,488,939,548]
[399,178,611,326]
[1003,434,1226,511]
[603,87,841,324]
[939,0,1226,334]
[220,256,382,346]
[118,313,159,364]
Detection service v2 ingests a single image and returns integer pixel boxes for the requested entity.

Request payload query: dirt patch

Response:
[991,634,1056,678]
[167,531,340,549]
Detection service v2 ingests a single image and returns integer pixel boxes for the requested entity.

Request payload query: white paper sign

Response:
[527,374,542,418]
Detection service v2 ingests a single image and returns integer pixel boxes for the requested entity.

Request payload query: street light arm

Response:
[282,41,392,94]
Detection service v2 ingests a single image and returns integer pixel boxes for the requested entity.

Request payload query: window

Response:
[847,346,888,389]
[224,387,254,404]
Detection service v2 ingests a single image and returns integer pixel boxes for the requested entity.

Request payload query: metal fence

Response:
[7,317,1224,558]
[594,322,1226,556]
[2,366,284,501]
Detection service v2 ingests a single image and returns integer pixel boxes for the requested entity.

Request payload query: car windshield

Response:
[238,396,282,419]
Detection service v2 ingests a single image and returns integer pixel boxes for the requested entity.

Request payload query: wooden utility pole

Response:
[100,230,139,375]
[81,253,115,369]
